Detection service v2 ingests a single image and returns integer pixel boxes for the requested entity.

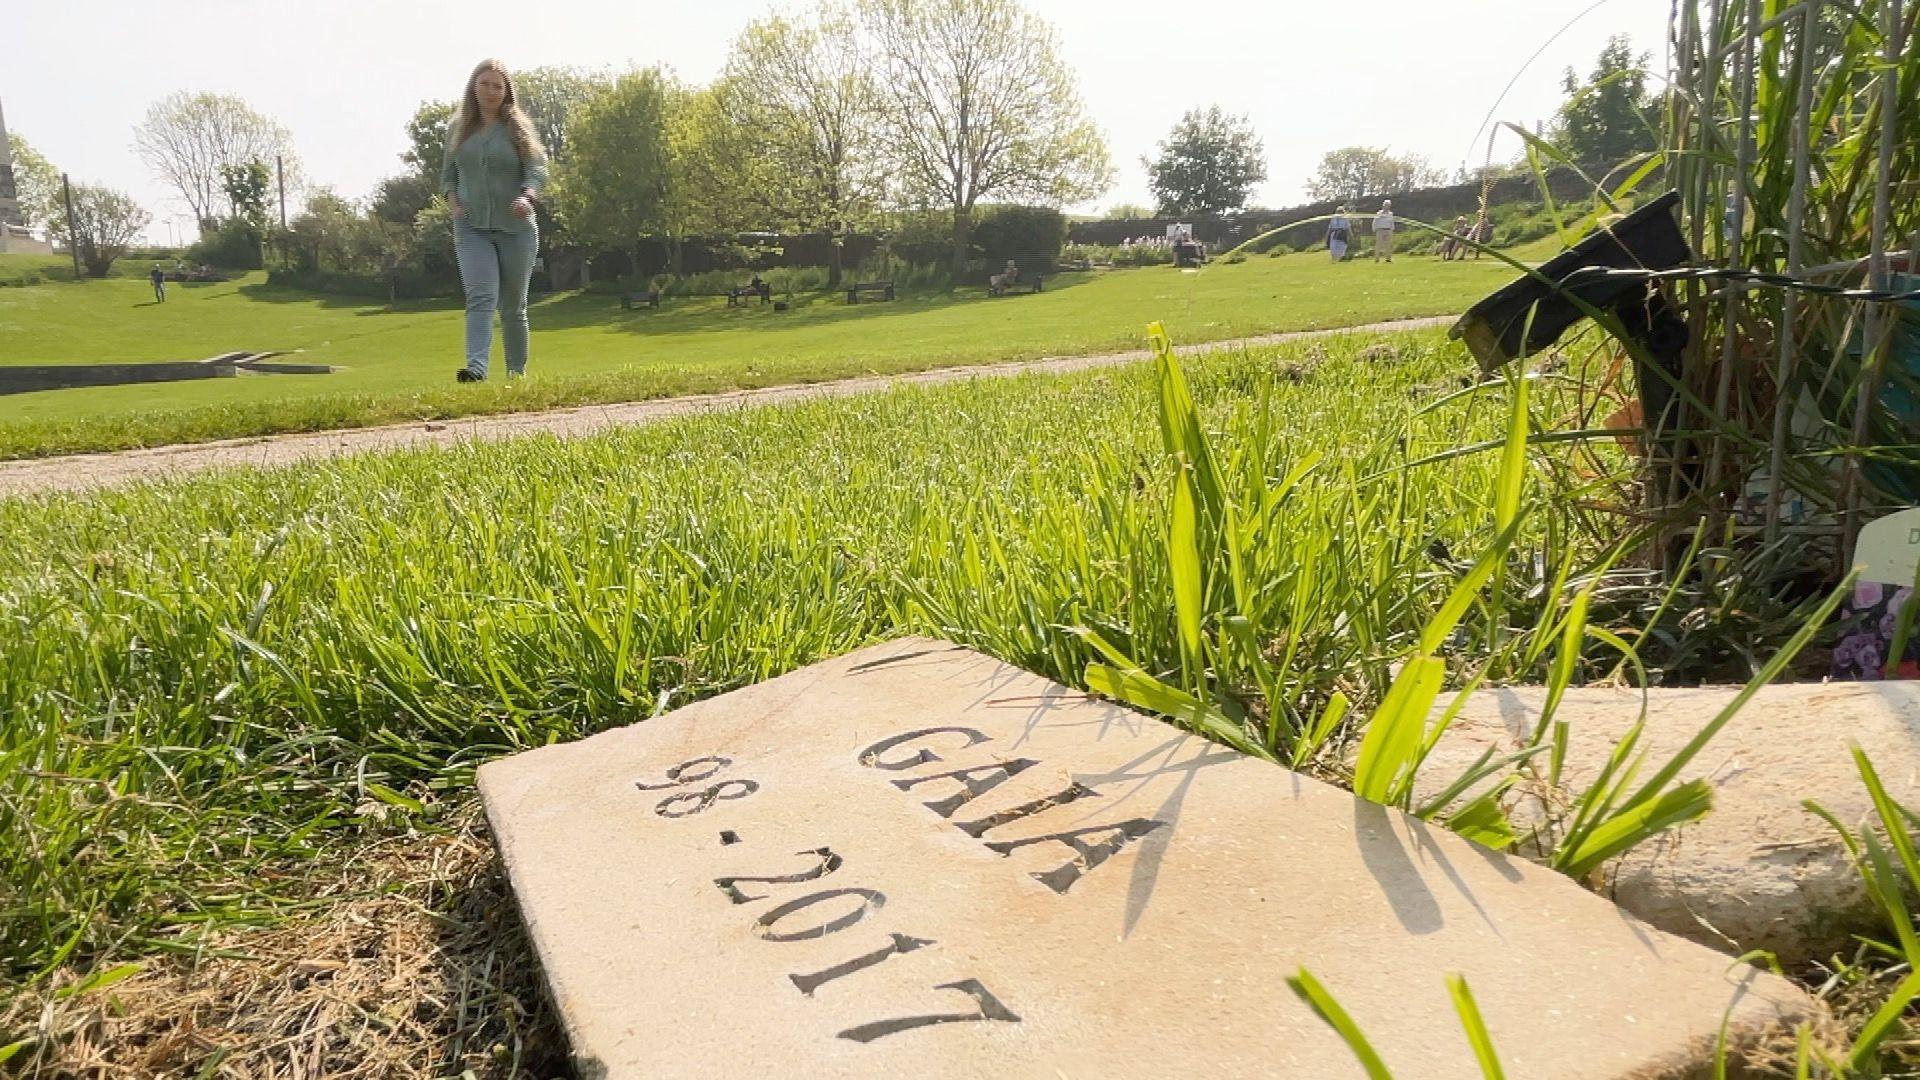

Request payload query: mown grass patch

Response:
[0,251,1517,459]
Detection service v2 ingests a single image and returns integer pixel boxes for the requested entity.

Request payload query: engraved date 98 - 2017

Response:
[633,756,1021,1046]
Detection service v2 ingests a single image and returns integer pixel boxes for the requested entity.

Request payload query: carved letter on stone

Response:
[788,933,936,996]
[836,979,1022,1044]
[952,782,1099,839]
[755,888,887,942]
[984,819,1167,895]
[714,848,844,905]
[892,759,1040,818]
[858,727,992,771]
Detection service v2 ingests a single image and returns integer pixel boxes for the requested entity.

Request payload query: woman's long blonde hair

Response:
[452,59,547,163]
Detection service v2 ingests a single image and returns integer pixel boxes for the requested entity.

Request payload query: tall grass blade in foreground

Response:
[1286,970,1394,1080]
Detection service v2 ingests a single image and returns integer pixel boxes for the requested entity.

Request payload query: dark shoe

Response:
[455,368,483,383]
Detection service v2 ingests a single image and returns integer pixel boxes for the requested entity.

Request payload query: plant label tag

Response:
[1855,507,1920,585]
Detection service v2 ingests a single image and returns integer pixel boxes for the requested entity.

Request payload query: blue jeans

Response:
[454,219,538,377]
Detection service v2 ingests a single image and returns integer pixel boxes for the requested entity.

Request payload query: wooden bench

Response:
[989,273,1043,297]
[846,281,896,304]
[621,289,661,310]
[727,281,773,307]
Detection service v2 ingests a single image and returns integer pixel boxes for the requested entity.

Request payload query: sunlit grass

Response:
[0,252,1517,458]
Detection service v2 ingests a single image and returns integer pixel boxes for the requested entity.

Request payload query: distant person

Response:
[1372,200,1395,263]
[442,58,550,383]
[149,265,166,303]
[1470,212,1492,259]
[1327,207,1351,262]
[1442,216,1469,260]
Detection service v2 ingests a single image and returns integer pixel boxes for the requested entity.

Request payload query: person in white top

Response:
[1373,200,1395,262]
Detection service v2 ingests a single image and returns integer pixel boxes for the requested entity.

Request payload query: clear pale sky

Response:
[6,0,1669,244]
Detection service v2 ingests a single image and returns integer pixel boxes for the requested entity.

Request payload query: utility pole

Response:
[61,172,80,278]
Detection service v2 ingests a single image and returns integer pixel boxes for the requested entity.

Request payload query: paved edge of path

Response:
[0,316,1455,497]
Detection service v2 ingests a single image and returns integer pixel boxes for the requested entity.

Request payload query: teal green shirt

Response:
[441,122,549,233]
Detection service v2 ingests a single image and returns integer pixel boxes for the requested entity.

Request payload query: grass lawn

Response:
[0,326,1541,1003]
[5,324,1887,1075]
[0,249,1526,458]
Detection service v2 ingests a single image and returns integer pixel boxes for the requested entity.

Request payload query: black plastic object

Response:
[1451,191,1695,481]
[1450,191,1691,370]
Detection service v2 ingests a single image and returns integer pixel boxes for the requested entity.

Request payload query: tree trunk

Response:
[826,231,844,289]
[949,205,971,280]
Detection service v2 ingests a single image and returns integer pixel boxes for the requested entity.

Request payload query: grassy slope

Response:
[0,252,181,287]
[0,251,1521,458]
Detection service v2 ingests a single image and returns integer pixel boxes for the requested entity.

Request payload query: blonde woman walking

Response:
[442,59,550,382]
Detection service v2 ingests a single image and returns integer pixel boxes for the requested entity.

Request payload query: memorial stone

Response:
[1415,681,1920,964]
[480,637,1819,1078]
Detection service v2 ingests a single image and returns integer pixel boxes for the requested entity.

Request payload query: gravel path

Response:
[0,316,1454,497]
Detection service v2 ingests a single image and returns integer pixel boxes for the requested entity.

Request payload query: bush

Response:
[1058,242,1175,268]
[1113,243,1175,267]
[186,219,265,271]
[1266,243,1296,257]
[971,204,1067,262]
[881,210,955,267]
[852,256,952,292]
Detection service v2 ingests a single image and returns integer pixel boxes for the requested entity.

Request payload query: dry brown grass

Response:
[1,804,568,1079]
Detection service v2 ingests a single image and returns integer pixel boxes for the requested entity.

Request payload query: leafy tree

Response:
[1450,160,1528,186]
[1145,106,1268,216]
[721,6,881,286]
[550,69,675,265]
[862,0,1112,274]
[53,184,150,278]
[187,217,266,270]
[353,217,419,302]
[1105,202,1152,221]
[208,160,271,267]
[401,101,456,181]
[371,172,438,226]
[412,200,457,279]
[513,67,609,166]
[133,92,299,228]
[1305,147,1444,205]
[666,82,758,246]
[370,101,456,237]
[6,133,61,228]
[283,189,360,272]
[1554,35,1656,167]
[220,161,271,228]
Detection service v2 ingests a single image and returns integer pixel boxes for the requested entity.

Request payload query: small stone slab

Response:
[1414,682,1920,965]
[479,637,1817,1079]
